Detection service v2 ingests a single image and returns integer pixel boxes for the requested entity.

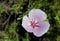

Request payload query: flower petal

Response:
[33,21,50,37]
[29,9,47,21]
[22,16,33,33]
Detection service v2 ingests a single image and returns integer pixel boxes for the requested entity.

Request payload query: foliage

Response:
[0,0,60,41]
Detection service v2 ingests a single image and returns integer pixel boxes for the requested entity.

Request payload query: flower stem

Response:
[26,32,29,41]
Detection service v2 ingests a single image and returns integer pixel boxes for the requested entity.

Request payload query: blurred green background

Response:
[0,0,60,41]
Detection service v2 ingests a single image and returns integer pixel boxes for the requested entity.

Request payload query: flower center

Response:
[30,21,40,28]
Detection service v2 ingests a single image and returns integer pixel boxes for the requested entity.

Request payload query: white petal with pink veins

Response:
[29,9,47,21]
[22,16,33,33]
[33,21,50,37]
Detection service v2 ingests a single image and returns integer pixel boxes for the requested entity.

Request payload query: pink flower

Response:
[22,9,50,37]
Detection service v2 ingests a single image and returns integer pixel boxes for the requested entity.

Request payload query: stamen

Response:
[30,21,40,28]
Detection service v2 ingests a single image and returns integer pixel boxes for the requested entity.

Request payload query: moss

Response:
[0,0,60,41]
